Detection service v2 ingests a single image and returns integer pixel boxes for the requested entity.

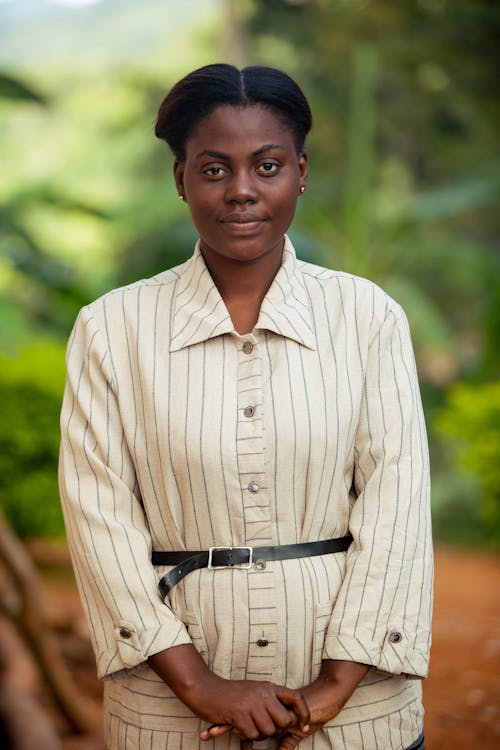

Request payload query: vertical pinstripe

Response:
[59,237,432,749]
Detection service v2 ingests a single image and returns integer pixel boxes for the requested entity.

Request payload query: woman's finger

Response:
[276,730,306,750]
[264,702,295,731]
[200,723,232,741]
[275,687,310,730]
[250,705,281,739]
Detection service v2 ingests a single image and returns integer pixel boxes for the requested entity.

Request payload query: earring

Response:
[299,185,306,194]
[178,193,184,201]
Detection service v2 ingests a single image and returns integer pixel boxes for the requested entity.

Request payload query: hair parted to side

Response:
[155,63,312,161]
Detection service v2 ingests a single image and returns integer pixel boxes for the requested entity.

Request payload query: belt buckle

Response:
[207,546,253,569]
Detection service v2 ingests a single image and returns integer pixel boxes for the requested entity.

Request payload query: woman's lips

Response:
[220,213,265,223]
[219,214,267,231]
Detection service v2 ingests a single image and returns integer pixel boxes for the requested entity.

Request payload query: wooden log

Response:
[0,514,98,736]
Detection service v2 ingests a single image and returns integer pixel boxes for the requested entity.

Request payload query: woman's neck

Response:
[200,245,283,335]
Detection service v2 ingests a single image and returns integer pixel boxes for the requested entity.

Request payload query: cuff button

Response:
[389,631,403,644]
[119,627,132,639]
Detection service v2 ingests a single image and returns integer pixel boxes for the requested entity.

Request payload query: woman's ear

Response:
[298,151,309,185]
[173,160,185,200]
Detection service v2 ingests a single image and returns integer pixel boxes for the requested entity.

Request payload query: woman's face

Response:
[174,104,308,265]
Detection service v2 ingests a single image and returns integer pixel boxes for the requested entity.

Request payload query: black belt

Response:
[152,535,353,599]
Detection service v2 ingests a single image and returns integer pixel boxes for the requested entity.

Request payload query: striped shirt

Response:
[59,236,433,749]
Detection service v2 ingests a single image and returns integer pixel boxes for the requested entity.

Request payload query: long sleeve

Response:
[323,303,433,678]
[58,306,192,680]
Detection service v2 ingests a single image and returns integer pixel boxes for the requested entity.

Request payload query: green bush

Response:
[435,380,500,546]
[0,342,66,538]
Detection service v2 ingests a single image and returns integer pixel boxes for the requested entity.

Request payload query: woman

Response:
[59,64,432,750]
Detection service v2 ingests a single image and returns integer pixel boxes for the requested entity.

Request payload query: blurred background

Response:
[0,0,498,748]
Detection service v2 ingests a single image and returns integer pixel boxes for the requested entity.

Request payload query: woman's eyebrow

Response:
[195,144,285,160]
[195,149,229,159]
[252,143,285,156]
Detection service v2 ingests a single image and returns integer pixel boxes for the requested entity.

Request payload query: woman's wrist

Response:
[148,643,220,705]
[303,659,370,725]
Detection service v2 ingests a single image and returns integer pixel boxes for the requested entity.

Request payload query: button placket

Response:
[236,337,268,535]
[235,334,276,675]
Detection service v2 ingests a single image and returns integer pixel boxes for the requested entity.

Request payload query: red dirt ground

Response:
[423,549,500,749]
[19,547,500,748]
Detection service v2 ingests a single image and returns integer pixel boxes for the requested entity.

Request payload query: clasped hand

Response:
[149,644,369,749]
[198,674,337,749]
[198,659,371,749]
[195,676,310,747]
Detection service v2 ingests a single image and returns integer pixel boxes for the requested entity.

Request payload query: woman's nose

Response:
[225,170,258,203]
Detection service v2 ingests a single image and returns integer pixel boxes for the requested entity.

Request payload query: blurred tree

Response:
[248,0,500,384]
[224,0,251,66]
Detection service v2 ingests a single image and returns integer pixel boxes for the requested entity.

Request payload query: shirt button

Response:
[119,627,132,639]
[244,405,255,418]
[242,341,254,354]
[257,638,269,647]
[254,559,266,571]
[248,481,261,494]
[389,631,403,644]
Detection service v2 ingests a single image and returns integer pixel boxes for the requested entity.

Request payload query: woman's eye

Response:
[203,166,227,177]
[256,162,279,175]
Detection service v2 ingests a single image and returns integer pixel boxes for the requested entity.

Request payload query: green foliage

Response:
[430,470,485,547]
[0,342,66,538]
[0,71,47,103]
[0,188,106,338]
[435,381,500,545]
[249,0,500,380]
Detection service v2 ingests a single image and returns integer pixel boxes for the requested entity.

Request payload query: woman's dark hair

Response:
[155,63,312,161]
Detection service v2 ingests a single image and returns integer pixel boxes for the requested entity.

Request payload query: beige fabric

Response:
[59,237,433,749]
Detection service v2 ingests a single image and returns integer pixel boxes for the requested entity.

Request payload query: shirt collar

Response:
[170,236,316,352]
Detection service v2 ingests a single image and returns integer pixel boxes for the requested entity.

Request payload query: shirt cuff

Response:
[97,618,193,680]
[323,621,429,678]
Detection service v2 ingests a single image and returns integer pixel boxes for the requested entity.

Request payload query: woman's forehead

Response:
[185,104,296,156]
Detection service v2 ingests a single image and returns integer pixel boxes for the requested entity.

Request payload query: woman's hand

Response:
[149,644,309,742]
[274,659,370,750]
[196,678,309,743]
